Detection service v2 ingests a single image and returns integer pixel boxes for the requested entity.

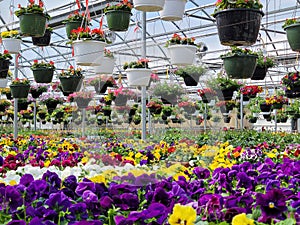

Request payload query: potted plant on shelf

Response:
[0,50,12,88]
[146,98,163,115]
[151,81,184,105]
[10,78,30,98]
[32,27,53,46]
[29,84,48,99]
[37,108,48,120]
[39,93,64,113]
[133,0,165,12]
[31,60,55,83]
[175,64,206,86]
[213,0,264,46]
[0,99,11,111]
[159,0,187,21]
[0,30,22,54]
[70,91,94,109]
[104,1,133,32]
[93,49,115,74]
[239,85,263,100]
[165,33,198,65]
[281,71,300,98]
[282,18,300,52]
[123,58,152,87]
[132,113,141,125]
[63,10,90,38]
[220,46,258,79]
[207,75,243,100]
[251,51,275,80]
[14,1,50,37]
[88,75,116,94]
[69,27,110,66]
[265,95,288,110]
[58,66,84,93]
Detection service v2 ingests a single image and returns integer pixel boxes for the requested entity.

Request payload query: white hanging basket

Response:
[159,0,187,21]
[2,38,22,54]
[0,78,8,88]
[72,40,106,66]
[168,45,197,65]
[133,0,165,12]
[93,57,115,74]
[126,68,152,86]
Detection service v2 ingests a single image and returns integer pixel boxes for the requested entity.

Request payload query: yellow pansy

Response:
[232,213,254,225]
[81,157,89,164]
[89,174,106,185]
[44,160,51,167]
[168,203,196,225]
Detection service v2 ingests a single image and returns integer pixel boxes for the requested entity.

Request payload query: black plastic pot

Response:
[183,74,200,86]
[260,103,271,112]
[219,88,236,101]
[251,66,267,80]
[32,29,51,46]
[213,8,264,46]
[0,60,10,79]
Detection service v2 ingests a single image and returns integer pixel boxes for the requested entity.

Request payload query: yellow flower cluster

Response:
[209,142,236,170]
[1,30,20,38]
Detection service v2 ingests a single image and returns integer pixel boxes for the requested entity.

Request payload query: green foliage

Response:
[214,0,263,14]
[175,65,206,78]
[206,75,243,91]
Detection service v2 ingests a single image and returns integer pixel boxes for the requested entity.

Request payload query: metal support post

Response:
[13,55,18,139]
[141,11,147,140]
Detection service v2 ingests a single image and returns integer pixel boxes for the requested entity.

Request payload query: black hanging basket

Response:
[32,29,52,46]
[183,74,200,86]
[251,66,267,80]
[218,88,236,101]
[213,8,264,46]
[94,82,108,94]
[0,60,10,79]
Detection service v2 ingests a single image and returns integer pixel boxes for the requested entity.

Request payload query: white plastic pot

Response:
[159,0,187,21]
[0,78,8,88]
[133,0,165,12]
[2,38,22,54]
[72,40,106,66]
[93,57,115,74]
[168,45,197,65]
[126,68,152,86]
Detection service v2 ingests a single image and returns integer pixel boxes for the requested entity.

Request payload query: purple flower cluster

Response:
[0,157,299,224]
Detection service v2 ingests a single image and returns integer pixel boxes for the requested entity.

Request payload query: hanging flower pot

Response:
[10,83,30,98]
[126,68,152,87]
[104,2,133,31]
[159,0,187,21]
[221,47,258,79]
[251,66,267,80]
[1,29,22,54]
[168,45,197,66]
[65,21,85,38]
[72,40,106,66]
[32,67,54,83]
[59,76,83,93]
[2,39,22,54]
[175,65,205,86]
[17,99,29,111]
[32,28,52,46]
[58,66,84,93]
[0,51,11,88]
[133,0,165,12]
[75,98,92,109]
[63,11,90,38]
[283,22,300,52]
[93,57,115,74]
[18,13,48,37]
[213,9,264,46]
